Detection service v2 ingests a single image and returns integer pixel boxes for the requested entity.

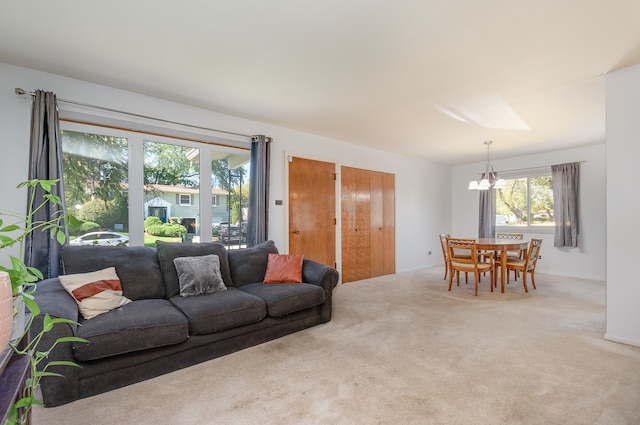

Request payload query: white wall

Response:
[451,144,607,281]
[605,64,640,347]
[0,62,450,274]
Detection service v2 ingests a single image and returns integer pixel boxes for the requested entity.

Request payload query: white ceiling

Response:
[1,1,639,164]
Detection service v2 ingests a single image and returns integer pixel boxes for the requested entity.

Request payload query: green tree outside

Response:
[496,176,553,226]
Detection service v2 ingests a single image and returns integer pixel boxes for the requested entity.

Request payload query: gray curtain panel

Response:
[246,135,271,247]
[478,172,497,238]
[551,162,580,247]
[24,90,67,278]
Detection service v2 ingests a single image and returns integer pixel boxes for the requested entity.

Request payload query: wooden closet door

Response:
[370,171,395,278]
[370,171,385,277]
[340,167,357,283]
[341,166,395,283]
[342,167,372,282]
[354,168,372,280]
[381,172,395,276]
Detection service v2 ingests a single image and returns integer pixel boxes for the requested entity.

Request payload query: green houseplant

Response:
[0,179,86,425]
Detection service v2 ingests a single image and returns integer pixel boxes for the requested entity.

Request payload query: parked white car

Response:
[69,232,129,246]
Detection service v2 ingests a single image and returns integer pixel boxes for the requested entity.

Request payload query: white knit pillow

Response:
[59,267,131,320]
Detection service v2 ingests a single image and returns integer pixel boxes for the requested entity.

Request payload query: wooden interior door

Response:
[288,157,336,267]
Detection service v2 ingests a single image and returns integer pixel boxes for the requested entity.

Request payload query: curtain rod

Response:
[498,160,586,175]
[15,87,254,139]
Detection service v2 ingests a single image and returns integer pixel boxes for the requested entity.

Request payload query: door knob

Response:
[293,229,300,234]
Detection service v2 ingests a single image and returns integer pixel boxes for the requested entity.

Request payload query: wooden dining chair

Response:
[446,238,495,296]
[440,234,472,281]
[439,233,450,280]
[496,233,525,259]
[506,238,542,292]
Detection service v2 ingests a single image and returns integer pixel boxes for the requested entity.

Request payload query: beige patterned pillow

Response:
[59,267,132,320]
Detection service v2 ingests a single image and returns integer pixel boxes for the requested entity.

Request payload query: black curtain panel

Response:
[24,90,67,278]
[551,162,580,247]
[478,172,497,238]
[246,135,271,247]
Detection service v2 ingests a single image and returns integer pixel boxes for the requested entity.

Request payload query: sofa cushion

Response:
[72,299,189,361]
[227,240,279,288]
[238,282,325,317]
[156,241,233,298]
[263,253,304,283]
[61,245,165,300]
[174,254,227,297]
[58,267,132,320]
[170,287,266,335]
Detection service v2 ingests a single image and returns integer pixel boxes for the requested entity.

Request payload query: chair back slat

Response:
[439,233,450,260]
[446,238,478,265]
[496,233,524,240]
[525,238,543,269]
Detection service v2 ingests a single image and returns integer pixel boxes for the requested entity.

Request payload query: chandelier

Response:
[468,141,506,190]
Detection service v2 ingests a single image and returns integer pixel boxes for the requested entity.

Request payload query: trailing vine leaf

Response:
[1,179,80,425]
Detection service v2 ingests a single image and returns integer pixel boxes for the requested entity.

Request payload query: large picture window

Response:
[496,172,553,228]
[60,122,250,248]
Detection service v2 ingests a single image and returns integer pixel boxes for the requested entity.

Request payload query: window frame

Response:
[59,119,251,246]
[178,193,193,206]
[495,167,555,234]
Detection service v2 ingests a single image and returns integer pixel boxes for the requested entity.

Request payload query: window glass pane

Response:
[212,153,250,248]
[61,130,129,245]
[496,175,553,227]
[496,177,527,226]
[144,142,200,245]
[529,176,554,226]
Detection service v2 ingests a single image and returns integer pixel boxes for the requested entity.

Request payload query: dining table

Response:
[476,238,529,293]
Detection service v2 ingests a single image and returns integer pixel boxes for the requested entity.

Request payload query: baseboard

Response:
[604,333,640,348]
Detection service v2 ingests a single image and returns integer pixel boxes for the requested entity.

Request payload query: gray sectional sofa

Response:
[32,240,339,407]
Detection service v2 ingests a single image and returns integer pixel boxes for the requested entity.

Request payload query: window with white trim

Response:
[178,194,192,206]
[495,168,553,228]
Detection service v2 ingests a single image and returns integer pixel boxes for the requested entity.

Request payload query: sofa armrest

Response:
[302,259,338,290]
[33,277,80,330]
[302,259,339,323]
[31,278,82,407]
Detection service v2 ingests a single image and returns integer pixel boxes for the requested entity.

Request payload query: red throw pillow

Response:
[263,253,304,283]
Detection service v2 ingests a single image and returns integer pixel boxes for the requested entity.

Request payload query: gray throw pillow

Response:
[173,254,227,297]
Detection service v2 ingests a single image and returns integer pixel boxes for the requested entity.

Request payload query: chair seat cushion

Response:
[238,282,325,317]
[451,261,492,272]
[73,299,189,361]
[170,287,266,335]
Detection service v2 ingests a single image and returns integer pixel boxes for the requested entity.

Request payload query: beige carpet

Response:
[33,267,640,425]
